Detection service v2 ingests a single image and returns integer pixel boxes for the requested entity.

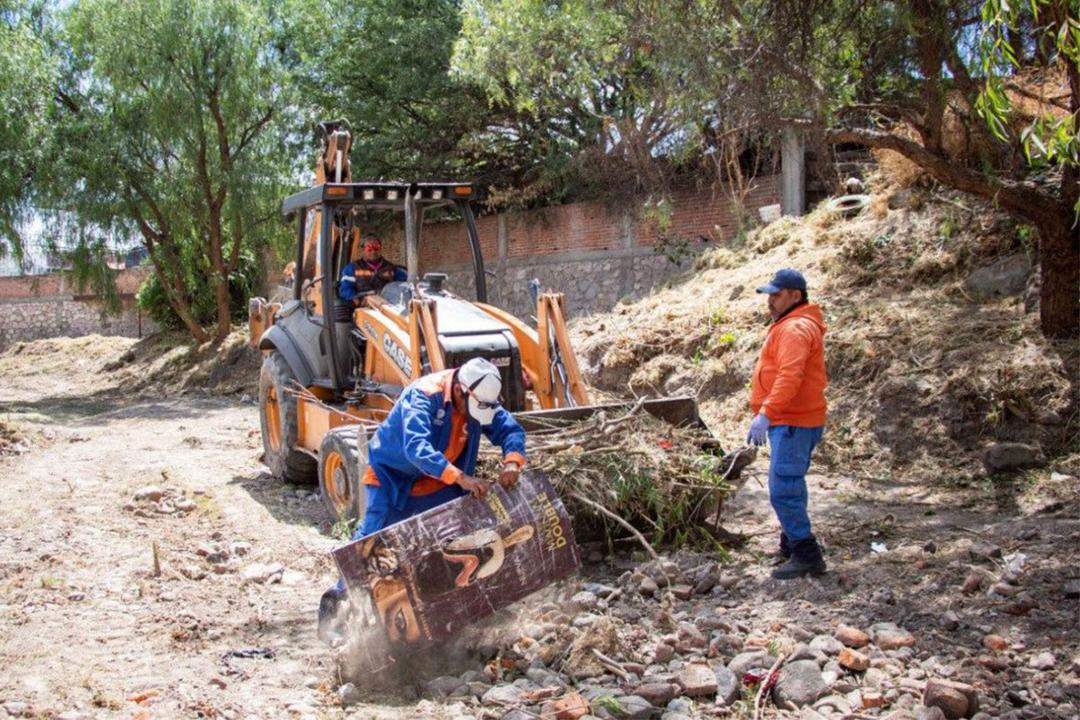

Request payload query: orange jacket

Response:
[750,303,828,427]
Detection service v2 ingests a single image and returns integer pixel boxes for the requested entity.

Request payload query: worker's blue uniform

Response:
[339,258,406,303]
[318,369,526,640]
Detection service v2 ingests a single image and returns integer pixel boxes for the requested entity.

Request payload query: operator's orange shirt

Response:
[362,408,469,496]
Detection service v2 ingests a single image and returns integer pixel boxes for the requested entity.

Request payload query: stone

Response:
[612,695,654,720]
[571,591,600,611]
[134,485,164,502]
[981,443,1044,474]
[337,682,360,706]
[729,650,777,676]
[982,635,1008,652]
[773,660,828,708]
[482,684,525,706]
[241,562,284,584]
[1028,652,1056,670]
[426,675,465,699]
[639,576,660,597]
[862,690,887,708]
[960,573,983,595]
[836,625,870,648]
[583,582,618,598]
[977,655,1010,672]
[229,541,252,556]
[633,682,677,707]
[675,663,717,697]
[810,635,845,656]
[3,702,29,717]
[918,707,949,720]
[876,629,916,651]
[652,642,675,663]
[924,679,979,719]
[965,254,1031,298]
[790,643,828,665]
[670,584,693,601]
[838,648,870,672]
[541,692,591,720]
[714,665,740,706]
[1063,580,1080,599]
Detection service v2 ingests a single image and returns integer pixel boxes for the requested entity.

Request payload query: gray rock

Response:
[3,702,29,717]
[918,707,949,720]
[675,662,717,697]
[809,635,845,656]
[982,443,1045,474]
[1065,580,1080,599]
[584,582,618,599]
[240,562,284,584]
[728,650,776,676]
[481,684,525,706]
[790,643,829,666]
[1028,652,1056,670]
[773,660,828,708]
[426,675,465,699]
[134,485,164,502]
[713,665,740,706]
[965,254,1031,298]
[639,576,660,597]
[572,590,600,610]
[612,695,655,720]
[338,682,360,706]
[633,682,677,707]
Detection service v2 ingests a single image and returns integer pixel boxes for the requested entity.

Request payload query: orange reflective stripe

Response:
[503,451,526,467]
[363,465,380,487]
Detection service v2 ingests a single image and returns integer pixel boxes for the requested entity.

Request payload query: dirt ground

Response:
[1,334,1078,720]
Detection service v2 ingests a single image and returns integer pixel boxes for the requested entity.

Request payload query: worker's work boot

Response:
[317,585,349,645]
[771,536,826,580]
[771,532,792,566]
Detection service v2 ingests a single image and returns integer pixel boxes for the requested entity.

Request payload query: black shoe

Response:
[772,536,826,580]
[318,586,350,644]
[771,532,793,566]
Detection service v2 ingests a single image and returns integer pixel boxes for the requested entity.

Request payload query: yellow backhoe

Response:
[249,121,706,523]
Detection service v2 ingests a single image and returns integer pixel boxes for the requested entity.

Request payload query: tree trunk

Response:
[1038,210,1079,340]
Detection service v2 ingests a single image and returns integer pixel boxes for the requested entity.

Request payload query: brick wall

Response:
[418,175,782,318]
[0,268,157,351]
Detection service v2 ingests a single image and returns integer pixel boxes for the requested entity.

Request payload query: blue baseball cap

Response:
[756,268,807,294]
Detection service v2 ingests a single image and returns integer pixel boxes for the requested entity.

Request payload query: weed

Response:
[331,516,359,542]
[40,576,64,589]
[716,331,737,347]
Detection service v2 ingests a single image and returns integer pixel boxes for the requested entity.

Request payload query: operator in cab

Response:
[338,234,406,306]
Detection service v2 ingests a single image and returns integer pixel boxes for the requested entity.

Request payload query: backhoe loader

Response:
[249,121,709,524]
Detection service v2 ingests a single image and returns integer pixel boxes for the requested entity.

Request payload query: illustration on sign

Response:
[332,473,579,670]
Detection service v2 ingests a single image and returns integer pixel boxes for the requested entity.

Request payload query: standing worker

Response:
[318,358,527,639]
[745,269,828,580]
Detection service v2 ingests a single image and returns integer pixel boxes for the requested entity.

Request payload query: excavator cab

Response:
[249,122,705,524]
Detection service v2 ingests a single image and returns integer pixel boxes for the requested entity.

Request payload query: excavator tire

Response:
[318,426,367,525]
[259,350,317,483]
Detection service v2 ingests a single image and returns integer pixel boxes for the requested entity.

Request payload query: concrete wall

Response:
[0,268,156,351]
[419,175,782,319]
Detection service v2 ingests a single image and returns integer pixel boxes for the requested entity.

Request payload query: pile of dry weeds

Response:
[570,180,1077,481]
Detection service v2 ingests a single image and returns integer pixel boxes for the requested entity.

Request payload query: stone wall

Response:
[417,175,782,319]
[0,268,156,351]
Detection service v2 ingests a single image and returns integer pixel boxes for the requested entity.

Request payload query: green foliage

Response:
[0,1,56,258]
[26,0,298,341]
[977,0,1079,191]
[137,246,262,331]
[287,0,487,183]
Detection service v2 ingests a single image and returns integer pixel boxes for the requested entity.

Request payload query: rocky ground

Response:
[1,335,1077,720]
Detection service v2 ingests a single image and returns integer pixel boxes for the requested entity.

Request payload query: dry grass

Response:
[571,188,1077,482]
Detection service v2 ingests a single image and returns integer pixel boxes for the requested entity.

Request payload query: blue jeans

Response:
[767,425,824,543]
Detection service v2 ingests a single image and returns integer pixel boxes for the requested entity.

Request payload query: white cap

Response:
[457,358,502,425]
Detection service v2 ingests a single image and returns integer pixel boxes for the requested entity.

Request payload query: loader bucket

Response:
[513,395,706,433]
